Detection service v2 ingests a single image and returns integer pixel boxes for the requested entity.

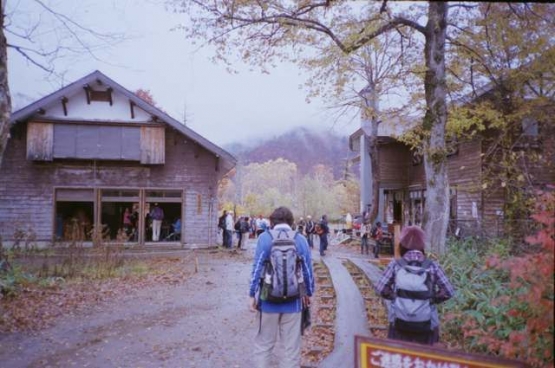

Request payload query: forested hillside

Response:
[224,127,356,180]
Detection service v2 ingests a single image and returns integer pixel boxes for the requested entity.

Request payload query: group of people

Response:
[360,220,385,258]
[246,205,454,366]
[122,204,181,242]
[218,210,255,249]
[294,215,330,257]
[217,211,332,256]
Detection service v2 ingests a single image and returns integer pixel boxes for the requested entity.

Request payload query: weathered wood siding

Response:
[528,120,555,185]
[378,142,411,188]
[140,126,165,164]
[408,160,426,188]
[0,123,221,246]
[26,122,53,161]
[447,139,483,230]
[376,137,487,236]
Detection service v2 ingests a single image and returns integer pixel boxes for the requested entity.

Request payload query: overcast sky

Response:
[7,0,358,147]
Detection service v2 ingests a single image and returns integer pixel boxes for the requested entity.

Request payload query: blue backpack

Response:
[260,229,304,303]
[391,258,434,332]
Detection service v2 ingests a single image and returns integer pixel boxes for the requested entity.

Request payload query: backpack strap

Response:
[268,229,298,241]
[396,288,432,300]
[421,259,432,269]
[395,257,434,300]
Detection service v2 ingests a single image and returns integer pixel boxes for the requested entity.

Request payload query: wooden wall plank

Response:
[140,126,165,164]
[26,122,53,161]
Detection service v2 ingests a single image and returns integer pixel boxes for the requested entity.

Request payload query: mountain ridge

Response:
[223,127,356,179]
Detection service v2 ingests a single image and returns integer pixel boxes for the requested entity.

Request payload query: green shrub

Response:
[0,263,37,298]
[440,190,554,367]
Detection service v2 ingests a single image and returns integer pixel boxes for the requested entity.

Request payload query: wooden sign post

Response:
[355,336,528,368]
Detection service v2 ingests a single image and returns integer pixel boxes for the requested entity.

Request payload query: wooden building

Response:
[0,71,236,247]
[350,118,554,239]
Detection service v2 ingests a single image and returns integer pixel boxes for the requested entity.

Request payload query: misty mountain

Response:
[224,127,358,179]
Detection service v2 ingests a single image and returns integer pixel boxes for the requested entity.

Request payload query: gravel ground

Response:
[0,235,375,368]
[0,243,279,368]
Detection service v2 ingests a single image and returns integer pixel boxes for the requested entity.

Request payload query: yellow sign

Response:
[355,336,528,368]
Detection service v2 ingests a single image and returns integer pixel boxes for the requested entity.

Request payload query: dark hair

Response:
[269,206,294,227]
[400,245,426,257]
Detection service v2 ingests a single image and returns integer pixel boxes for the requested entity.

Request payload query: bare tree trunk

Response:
[360,85,380,224]
[0,3,12,168]
[422,2,449,254]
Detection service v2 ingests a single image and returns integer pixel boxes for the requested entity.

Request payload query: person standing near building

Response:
[150,203,164,241]
[371,221,384,258]
[225,211,234,248]
[318,215,330,257]
[305,215,315,249]
[218,210,228,246]
[248,206,314,368]
[374,225,455,345]
[123,208,133,238]
[361,222,370,255]
[238,216,250,250]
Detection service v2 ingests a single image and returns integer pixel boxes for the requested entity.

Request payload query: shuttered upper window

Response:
[53,124,141,160]
[27,122,165,164]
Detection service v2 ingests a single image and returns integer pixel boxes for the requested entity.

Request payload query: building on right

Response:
[350,80,554,241]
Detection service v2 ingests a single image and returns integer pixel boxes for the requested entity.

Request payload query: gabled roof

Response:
[10,70,236,172]
[348,128,399,151]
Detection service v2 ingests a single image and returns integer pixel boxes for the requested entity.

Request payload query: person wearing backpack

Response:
[234,216,243,248]
[224,211,234,248]
[374,225,455,345]
[237,216,250,250]
[304,215,315,249]
[218,210,227,246]
[248,206,314,368]
[360,222,370,255]
[370,221,383,258]
[317,215,330,257]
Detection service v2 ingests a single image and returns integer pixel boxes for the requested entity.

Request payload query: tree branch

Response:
[7,44,53,73]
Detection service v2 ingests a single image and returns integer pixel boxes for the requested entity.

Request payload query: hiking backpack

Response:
[218,216,226,229]
[260,229,304,303]
[239,220,249,233]
[391,258,434,332]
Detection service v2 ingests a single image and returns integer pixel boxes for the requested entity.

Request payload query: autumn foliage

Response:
[135,88,157,106]
[442,189,554,367]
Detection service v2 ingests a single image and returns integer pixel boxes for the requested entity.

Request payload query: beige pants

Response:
[252,312,302,368]
[152,219,162,241]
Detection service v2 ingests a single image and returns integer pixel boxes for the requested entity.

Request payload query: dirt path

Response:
[0,249,263,368]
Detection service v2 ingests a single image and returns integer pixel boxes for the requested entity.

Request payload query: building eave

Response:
[9,70,237,173]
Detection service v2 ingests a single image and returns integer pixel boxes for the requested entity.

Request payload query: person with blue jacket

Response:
[248,206,314,368]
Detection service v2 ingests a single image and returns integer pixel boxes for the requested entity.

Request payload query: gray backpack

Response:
[391,258,434,332]
[260,229,304,303]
